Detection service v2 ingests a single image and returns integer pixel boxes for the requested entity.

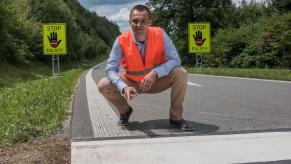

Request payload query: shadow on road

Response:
[235,159,291,164]
[124,119,219,137]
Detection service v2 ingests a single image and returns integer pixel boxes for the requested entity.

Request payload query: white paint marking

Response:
[187,81,202,87]
[72,132,291,164]
[93,61,107,69]
[189,73,291,84]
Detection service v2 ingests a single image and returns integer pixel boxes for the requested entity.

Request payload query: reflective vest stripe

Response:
[126,63,162,76]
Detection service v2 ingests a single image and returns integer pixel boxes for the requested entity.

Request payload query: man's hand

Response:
[140,70,158,92]
[48,31,62,48]
[123,86,138,101]
[193,30,206,46]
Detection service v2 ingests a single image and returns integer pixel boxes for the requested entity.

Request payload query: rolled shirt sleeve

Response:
[105,38,128,92]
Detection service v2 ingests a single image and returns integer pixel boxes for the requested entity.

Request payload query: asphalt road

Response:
[71,62,291,163]
[71,62,291,140]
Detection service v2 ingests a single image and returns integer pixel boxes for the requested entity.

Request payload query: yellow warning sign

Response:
[188,22,211,53]
[43,23,67,55]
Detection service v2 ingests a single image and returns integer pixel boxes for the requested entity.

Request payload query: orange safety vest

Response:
[118,27,167,82]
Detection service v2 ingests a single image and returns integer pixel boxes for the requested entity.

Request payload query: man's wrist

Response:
[153,70,158,79]
[121,86,127,94]
[118,82,128,94]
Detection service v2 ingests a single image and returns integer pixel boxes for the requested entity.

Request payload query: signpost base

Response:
[52,55,60,76]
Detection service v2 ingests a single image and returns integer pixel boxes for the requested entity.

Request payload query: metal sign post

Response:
[52,55,60,76]
[196,53,203,67]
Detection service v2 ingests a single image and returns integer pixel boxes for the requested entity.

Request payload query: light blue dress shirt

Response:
[105,29,181,92]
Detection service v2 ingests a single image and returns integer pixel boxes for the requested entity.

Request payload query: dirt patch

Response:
[0,135,70,164]
[0,100,73,164]
[0,78,79,164]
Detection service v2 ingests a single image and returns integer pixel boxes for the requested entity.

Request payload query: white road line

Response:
[187,81,202,87]
[85,68,130,137]
[72,131,291,164]
[189,73,291,84]
[93,61,107,69]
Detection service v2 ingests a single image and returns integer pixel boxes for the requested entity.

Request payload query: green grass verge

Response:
[0,55,108,146]
[0,63,51,88]
[185,67,291,81]
[0,69,82,145]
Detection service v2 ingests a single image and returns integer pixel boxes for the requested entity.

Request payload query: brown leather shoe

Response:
[117,106,133,126]
[169,119,193,131]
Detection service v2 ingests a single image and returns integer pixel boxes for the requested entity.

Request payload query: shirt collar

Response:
[130,30,147,45]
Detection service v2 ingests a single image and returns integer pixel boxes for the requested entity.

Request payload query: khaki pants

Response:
[97,67,188,120]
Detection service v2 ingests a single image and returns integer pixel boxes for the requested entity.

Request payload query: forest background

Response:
[0,0,290,69]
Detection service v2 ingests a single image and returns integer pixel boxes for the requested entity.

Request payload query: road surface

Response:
[71,62,291,163]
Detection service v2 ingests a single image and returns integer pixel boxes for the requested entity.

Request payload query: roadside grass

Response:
[0,54,108,88]
[0,69,82,145]
[0,63,51,88]
[0,55,108,146]
[185,67,291,81]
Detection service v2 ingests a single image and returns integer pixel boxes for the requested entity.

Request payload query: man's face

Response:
[129,10,151,38]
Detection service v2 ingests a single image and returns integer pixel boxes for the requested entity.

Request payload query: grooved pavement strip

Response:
[85,68,130,137]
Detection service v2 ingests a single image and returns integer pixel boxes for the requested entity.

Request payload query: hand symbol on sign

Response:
[193,30,206,46]
[47,31,61,48]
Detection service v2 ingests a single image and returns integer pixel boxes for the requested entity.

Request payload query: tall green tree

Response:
[271,0,291,13]
[147,0,233,65]
[0,0,120,64]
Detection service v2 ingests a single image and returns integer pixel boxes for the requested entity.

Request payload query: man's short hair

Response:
[130,4,151,19]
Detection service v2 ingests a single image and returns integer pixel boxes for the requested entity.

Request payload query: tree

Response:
[272,0,291,13]
[0,0,120,64]
[147,0,233,65]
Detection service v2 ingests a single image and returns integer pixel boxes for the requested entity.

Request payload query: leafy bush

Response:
[208,12,291,68]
